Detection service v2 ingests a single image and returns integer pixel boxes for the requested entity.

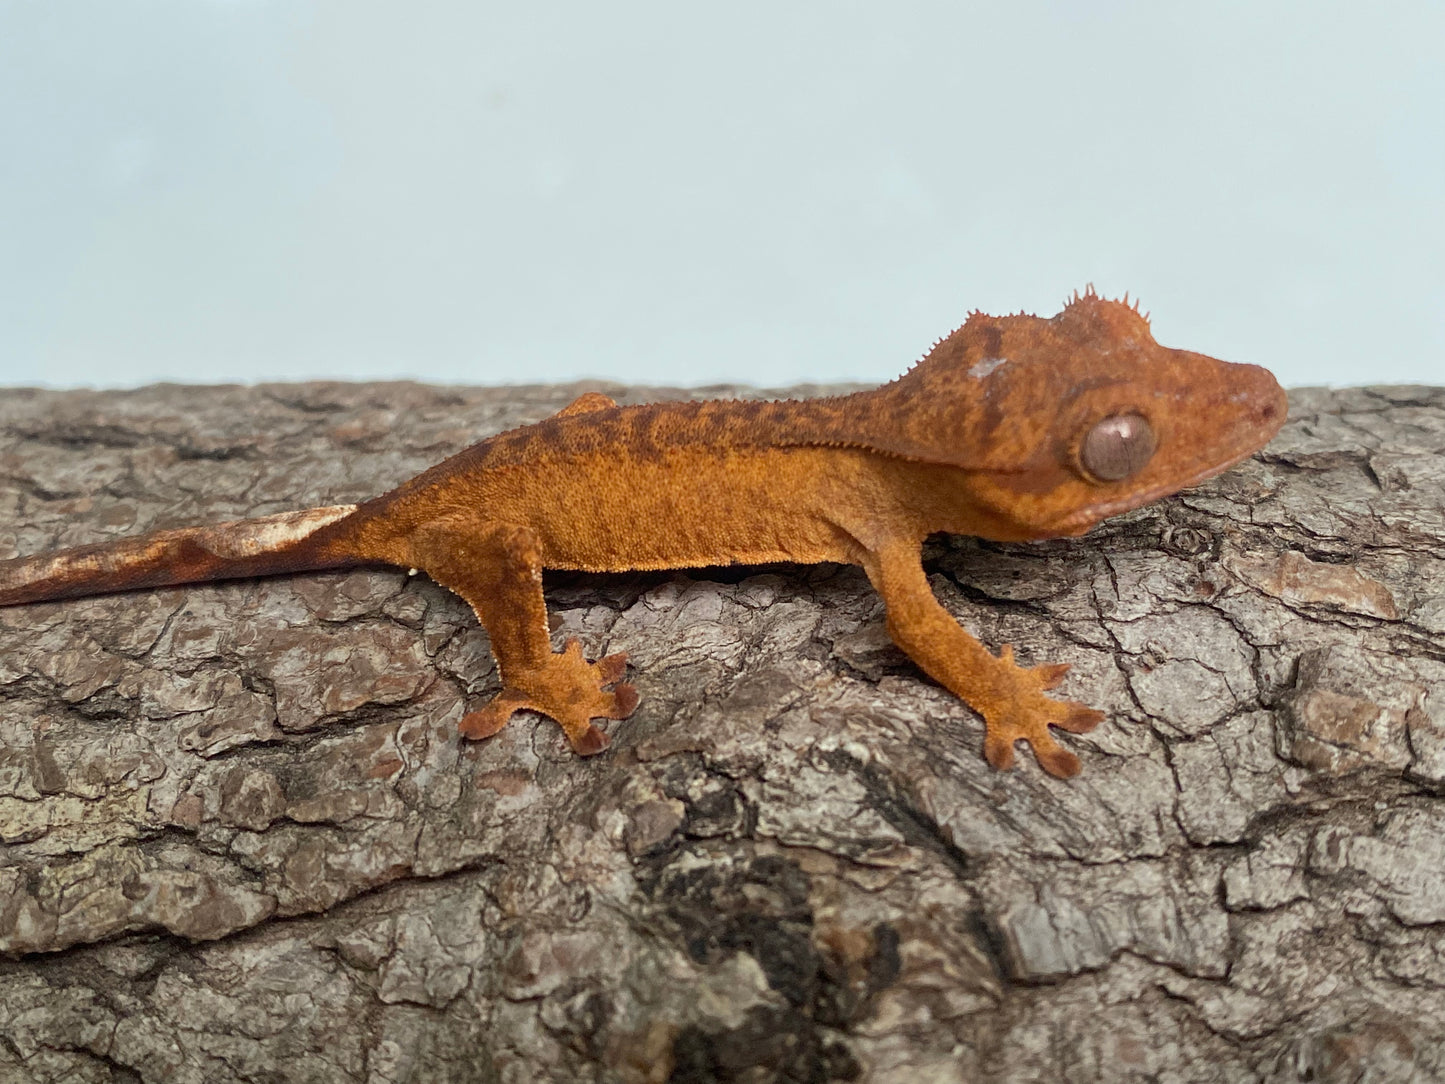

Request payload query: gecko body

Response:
[0,291,1287,776]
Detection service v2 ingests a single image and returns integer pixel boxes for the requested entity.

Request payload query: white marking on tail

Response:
[202,505,357,558]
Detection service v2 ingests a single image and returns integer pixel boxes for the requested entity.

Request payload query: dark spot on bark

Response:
[668,1006,861,1084]
[543,989,613,1059]
[866,923,901,994]
[1163,525,1212,557]
[966,907,1014,982]
[658,755,747,838]
[30,740,67,794]
[722,915,820,1008]
[120,873,147,902]
[642,849,897,1075]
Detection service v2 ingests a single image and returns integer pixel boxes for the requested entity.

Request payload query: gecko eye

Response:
[1079,413,1156,482]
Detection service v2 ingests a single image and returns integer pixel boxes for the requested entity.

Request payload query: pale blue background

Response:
[2,1,1441,390]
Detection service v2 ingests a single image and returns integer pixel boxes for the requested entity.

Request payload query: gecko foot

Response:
[458,638,638,755]
[982,649,1106,778]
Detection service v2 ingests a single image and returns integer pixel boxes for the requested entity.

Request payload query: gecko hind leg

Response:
[409,519,637,755]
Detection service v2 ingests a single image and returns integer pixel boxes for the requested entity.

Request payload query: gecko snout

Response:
[1212,359,1288,448]
[1246,364,1289,439]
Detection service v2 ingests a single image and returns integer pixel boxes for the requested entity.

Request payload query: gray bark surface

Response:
[0,380,1442,1084]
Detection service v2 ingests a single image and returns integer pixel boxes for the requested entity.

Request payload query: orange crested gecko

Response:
[0,290,1286,777]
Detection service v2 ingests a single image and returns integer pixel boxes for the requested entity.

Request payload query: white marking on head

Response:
[969,356,1008,379]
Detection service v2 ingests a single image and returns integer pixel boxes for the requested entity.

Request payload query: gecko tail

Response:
[0,505,368,607]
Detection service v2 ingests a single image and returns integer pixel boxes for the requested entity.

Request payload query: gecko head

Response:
[878,288,1289,540]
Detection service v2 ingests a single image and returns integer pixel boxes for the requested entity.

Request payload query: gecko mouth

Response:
[1054,443,1266,535]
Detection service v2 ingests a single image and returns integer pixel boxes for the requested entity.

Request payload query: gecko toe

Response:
[1054,704,1106,734]
[1034,662,1072,690]
[569,723,611,756]
[984,732,1017,771]
[594,651,629,685]
[608,682,640,719]
[459,689,535,740]
[1037,743,1082,779]
[981,692,1103,777]
[986,723,1083,778]
[459,709,506,741]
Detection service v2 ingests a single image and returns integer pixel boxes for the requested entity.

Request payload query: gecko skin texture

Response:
[0,290,1287,777]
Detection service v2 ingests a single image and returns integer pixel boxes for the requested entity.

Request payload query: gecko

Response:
[0,290,1287,777]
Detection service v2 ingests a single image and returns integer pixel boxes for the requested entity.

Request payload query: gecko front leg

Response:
[862,539,1103,778]
[410,519,637,755]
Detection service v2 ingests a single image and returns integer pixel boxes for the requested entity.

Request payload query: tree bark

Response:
[1,380,1442,1084]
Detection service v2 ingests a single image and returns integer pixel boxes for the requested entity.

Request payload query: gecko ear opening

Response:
[1078,413,1156,483]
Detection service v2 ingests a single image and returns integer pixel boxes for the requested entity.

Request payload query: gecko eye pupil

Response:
[1080,413,1156,482]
